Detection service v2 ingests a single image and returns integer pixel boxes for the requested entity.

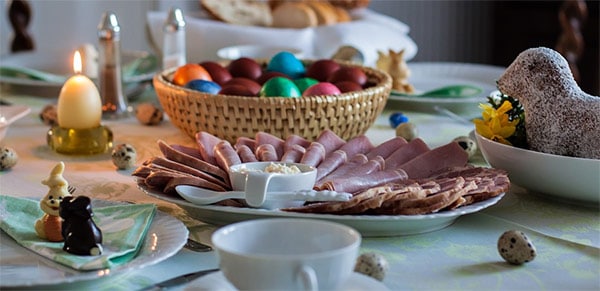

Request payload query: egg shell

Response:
[39,104,58,126]
[111,143,137,170]
[327,66,367,86]
[306,59,341,82]
[303,82,341,96]
[395,122,418,141]
[498,230,537,265]
[219,84,258,97]
[0,146,18,171]
[224,77,262,95]
[334,81,363,93]
[199,61,232,85]
[185,79,222,94]
[135,102,164,125]
[227,57,263,80]
[294,77,319,93]
[260,77,301,98]
[172,64,212,86]
[354,252,389,281]
[257,71,290,85]
[267,51,305,79]
[453,136,478,159]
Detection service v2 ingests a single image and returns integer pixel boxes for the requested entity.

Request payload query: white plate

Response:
[388,62,505,115]
[474,131,600,204]
[187,271,390,290]
[0,199,188,287]
[141,184,503,237]
[0,105,31,141]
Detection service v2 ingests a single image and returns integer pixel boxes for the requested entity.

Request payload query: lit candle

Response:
[57,51,102,129]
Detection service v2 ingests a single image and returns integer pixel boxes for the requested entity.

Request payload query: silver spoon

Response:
[175,185,352,205]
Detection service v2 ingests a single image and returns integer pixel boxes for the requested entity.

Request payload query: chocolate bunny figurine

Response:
[60,196,103,256]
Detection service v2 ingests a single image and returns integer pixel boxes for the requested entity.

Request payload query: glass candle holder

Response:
[47,125,113,155]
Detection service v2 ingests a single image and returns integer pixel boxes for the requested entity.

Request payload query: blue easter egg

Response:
[185,79,222,94]
[389,112,409,128]
[267,51,305,79]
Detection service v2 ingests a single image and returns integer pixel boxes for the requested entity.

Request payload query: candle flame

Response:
[73,50,82,74]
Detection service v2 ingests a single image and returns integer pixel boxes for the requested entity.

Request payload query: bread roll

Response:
[201,0,273,26]
[272,2,318,28]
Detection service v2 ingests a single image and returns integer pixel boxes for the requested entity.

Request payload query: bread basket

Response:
[153,60,392,142]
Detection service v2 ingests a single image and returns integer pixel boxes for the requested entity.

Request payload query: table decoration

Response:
[47,51,113,155]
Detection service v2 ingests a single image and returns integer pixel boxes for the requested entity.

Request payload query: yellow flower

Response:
[474,101,519,145]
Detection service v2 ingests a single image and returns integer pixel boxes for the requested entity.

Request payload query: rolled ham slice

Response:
[315,150,347,181]
[195,132,221,165]
[236,144,258,163]
[300,142,326,167]
[158,140,228,182]
[317,154,368,184]
[255,132,285,160]
[316,169,408,194]
[149,156,230,189]
[284,134,311,152]
[234,136,257,151]
[214,141,242,172]
[256,143,279,161]
[336,135,375,159]
[315,129,346,155]
[170,144,204,160]
[281,144,306,163]
[384,138,430,170]
[398,142,468,179]
[366,137,408,160]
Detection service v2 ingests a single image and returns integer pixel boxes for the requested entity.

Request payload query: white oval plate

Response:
[388,62,505,115]
[0,199,187,288]
[141,183,503,237]
[475,131,600,204]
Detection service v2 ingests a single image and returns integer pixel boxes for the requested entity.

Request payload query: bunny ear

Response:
[42,161,69,187]
[50,161,65,176]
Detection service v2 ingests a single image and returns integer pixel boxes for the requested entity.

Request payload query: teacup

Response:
[228,162,317,208]
[212,218,361,290]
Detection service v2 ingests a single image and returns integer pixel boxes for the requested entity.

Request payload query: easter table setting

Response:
[1,2,600,291]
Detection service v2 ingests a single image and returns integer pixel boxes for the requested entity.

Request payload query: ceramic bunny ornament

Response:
[34,162,72,242]
[376,49,414,94]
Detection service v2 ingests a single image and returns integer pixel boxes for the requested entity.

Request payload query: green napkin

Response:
[0,195,156,271]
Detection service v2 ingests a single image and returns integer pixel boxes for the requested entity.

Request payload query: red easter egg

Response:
[227,57,263,80]
[219,84,258,97]
[327,67,367,86]
[199,61,232,85]
[302,82,342,96]
[334,81,363,93]
[224,77,262,95]
[306,60,340,82]
[257,71,290,85]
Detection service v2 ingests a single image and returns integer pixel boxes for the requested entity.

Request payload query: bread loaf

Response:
[272,2,318,28]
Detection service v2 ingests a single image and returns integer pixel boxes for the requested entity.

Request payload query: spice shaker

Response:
[97,11,128,118]
[162,7,186,70]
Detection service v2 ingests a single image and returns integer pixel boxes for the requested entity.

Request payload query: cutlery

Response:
[394,85,482,98]
[139,268,219,290]
[175,185,352,205]
[184,238,212,252]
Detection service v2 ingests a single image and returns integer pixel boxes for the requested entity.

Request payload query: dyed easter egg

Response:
[199,61,232,85]
[185,79,222,94]
[260,77,301,98]
[389,112,409,128]
[257,71,290,85]
[228,57,262,80]
[224,77,262,95]
[306,59,340,82]
[173,64,212,86]
[302,82,341,96]
[334,81,363,93]
[219,84,257,97]
[294,77,319,93]
[267,51,305,79]
[327,66,367,86]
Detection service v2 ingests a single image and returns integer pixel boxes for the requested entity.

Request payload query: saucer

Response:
[185,271,390,290]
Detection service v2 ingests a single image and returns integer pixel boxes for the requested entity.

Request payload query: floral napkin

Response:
[0,195,156,271]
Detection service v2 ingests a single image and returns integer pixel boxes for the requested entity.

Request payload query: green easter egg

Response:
[260,77,301,98]
[294,77,319,93]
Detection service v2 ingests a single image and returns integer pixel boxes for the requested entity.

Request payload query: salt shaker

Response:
[97,11,128,118]
[162,7,186,70]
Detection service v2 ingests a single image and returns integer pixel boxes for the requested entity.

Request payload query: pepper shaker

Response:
[97,11,128,118]
[162,7,186,70]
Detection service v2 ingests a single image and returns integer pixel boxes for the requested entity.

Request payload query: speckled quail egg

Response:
[354,252,389,281]
[453,136,477,159]
[135,102,163,126]
[0,146,18,170]
[111,143,137,170]
[498,230,537,265]
[395,122,418,141]
[39,104,58,126]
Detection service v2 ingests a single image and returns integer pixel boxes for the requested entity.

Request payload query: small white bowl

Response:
[474,131,600,204]
[228,162,317,209]
[0,105,31,142]
[217,45,303,60]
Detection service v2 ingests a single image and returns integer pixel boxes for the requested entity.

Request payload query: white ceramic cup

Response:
[228,162,317,208]
[212,218,361,291]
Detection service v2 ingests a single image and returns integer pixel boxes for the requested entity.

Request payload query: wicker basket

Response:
[153,61,392,143]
